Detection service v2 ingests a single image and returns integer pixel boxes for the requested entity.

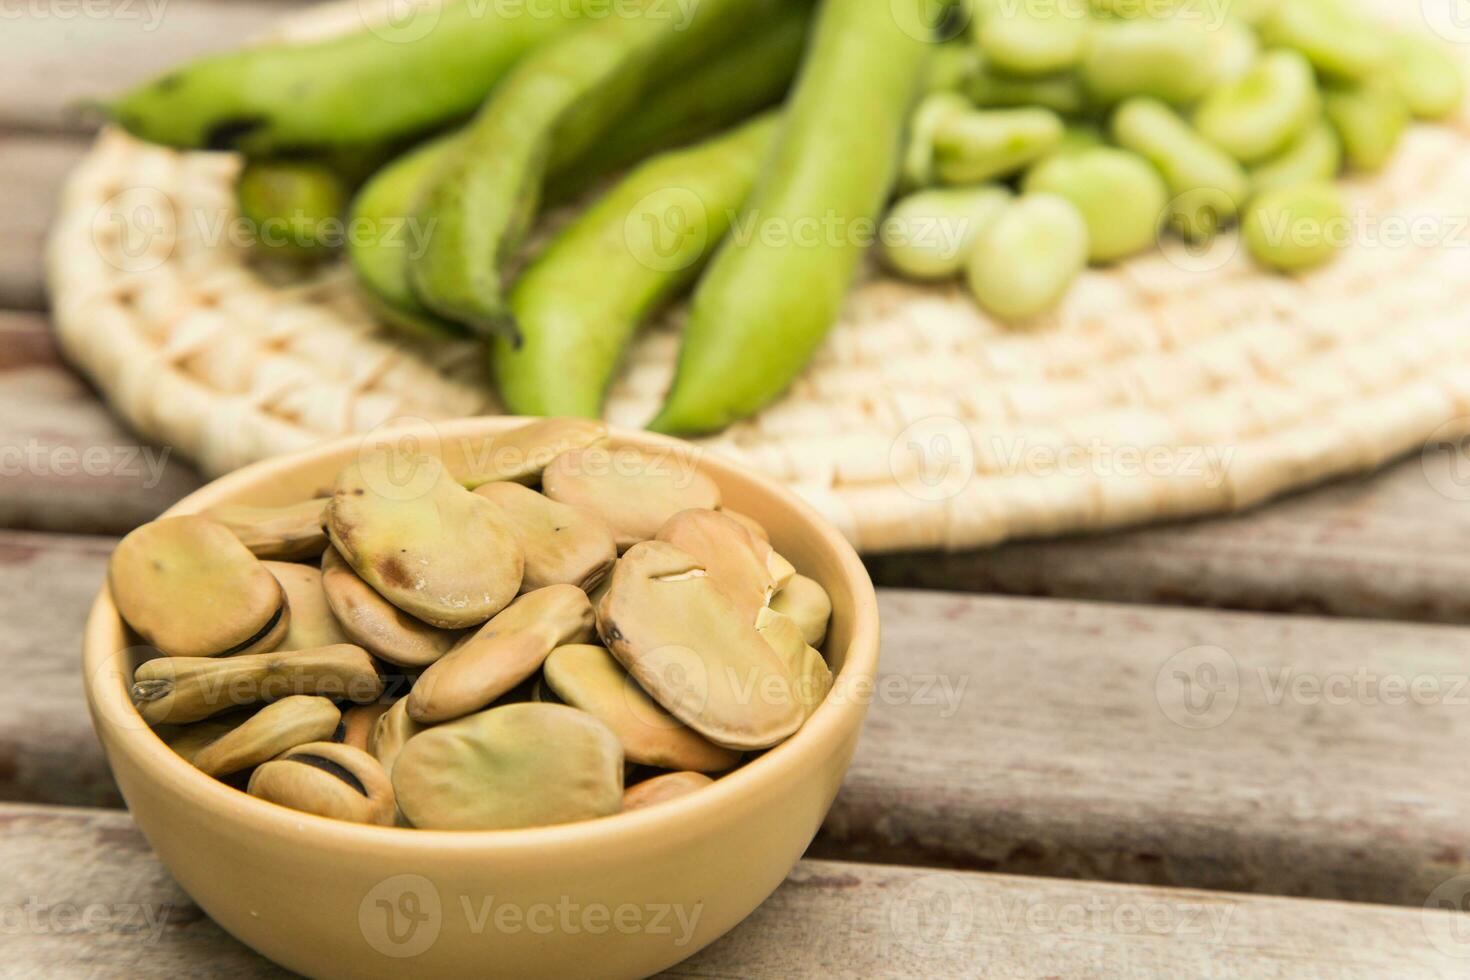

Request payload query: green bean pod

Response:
[109,3,592,154]
[237,159,349,262]
[650,0,930,435]
[1111,97,1249,241]
[347,15,810,344]
[495,115,780,418]
[409,0,782,341]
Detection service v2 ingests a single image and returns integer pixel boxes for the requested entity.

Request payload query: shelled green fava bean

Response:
[1080,16,1215,106]
[1388,35,1465,121]
[111,418,837,830]
[1258,0,1387,83]
[1324,80,1409,173]
[1243,181,1348,272]
[1250,121,1342,194]
[236,160,348,261]
[879,185,1012,279]
[971,0,1091,78]
[1022,147,1167,262]
[1111,97,1250,241]
[965,193,1089,319]
[1193,50,1321,164]
[933,106,1066,185]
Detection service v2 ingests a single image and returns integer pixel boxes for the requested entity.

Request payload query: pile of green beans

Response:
[109,0,1466,435]
[881,0,1464,315]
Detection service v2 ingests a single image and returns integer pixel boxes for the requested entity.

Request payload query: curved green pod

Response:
[109,2,593,154]
[651,0,931,435]
[496,115,780,418]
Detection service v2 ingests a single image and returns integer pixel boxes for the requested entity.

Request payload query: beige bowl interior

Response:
[82,417,880,980]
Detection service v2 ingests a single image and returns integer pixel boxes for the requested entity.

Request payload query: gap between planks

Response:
[5,529,1468,909]
[0,802,1464,979]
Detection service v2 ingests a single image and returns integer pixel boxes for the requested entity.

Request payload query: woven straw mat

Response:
[45,0,1470,554]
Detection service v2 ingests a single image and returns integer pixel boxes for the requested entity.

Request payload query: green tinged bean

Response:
[972,0,1091,78]
[1250,120,1342,194]
[109,3,590,154]
[967,63,1090,115]
[1111,97,1249,241]
[879,185,1012,280]
[237,159,348,261]
[1258,0,1386,82]
[1193,50,1320,164]
[1243,181,1347,272]
[1023,147,1167,262]
[348,16,808,344]
[650,0,930,435]
[1207,18,1260,85]
[409,0,780,341]
[1080,16,1215,106]
[1324,80,1409,173]
[1388,35,1465,121]
[495,115,780,418]
[965,193,1089,319]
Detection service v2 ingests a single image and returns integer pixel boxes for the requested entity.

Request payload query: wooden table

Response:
[5,6,1470,976]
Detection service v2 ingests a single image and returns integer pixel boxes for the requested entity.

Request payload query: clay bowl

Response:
[83,417,880,979]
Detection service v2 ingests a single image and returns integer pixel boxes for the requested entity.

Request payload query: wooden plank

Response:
[2,803,1464,978]
[0,0,302,135]
[867,449,1470,623]
[0,313,203,533]
[7,530,1469,905]
[0,136,89,310]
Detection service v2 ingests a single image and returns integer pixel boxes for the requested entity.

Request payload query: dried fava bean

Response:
[1389,34,1465,121]
[656,509,775,622]
[1250,120,1342,195]
[368,697,423,776]
[719,509,769,543]
[109,516,289,658]
[1242,182,1347,273]
[459,418,608,488]
[1324,80,1409,174]
[623,771,714,812]
[1193,50,1321,165]
[202,499,329,561]
[338,702,393,752]
[543,644,740,772]
[408,585,595,723]
[542,446,720,550]
[473,482,616,592]
[769,574,832,648]
[320,546,458,668]
[159,717,240,765]
[755,608,833,722]
[249,742,396,826]
[1022,147,1167,263]
[130,644,383,725]
[191,696,342,777]
[264,561,351,652]
[326,448,523,628]
[392,703,623,830]
[595,541,802,751]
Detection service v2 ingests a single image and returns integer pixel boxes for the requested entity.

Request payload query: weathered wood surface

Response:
[9,527,1468,905]
[0,313,201,533]
[9,305,1470,628]
[867,448,1470,623]
[2,803,1464,979]
[0,135,88,310]
[0,0,302,136]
